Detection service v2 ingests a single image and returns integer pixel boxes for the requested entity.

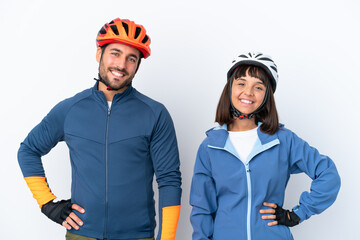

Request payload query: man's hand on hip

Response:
[41,199,85,230]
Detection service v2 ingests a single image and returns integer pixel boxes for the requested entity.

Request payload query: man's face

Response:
[96,42,141,91]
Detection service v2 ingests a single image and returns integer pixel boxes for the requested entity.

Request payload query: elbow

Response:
[17,142,28,165]
[334,169,341,195]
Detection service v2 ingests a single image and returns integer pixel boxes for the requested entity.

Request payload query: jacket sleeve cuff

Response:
[160,205,181,240]
[24,176,57,208]
[292,205,306,223]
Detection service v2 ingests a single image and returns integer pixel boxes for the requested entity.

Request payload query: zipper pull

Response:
[107,101,112,116]
[107,102,111,115]
[246,164,251,172]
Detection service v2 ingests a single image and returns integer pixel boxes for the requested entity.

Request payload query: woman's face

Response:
[231,70,267,115]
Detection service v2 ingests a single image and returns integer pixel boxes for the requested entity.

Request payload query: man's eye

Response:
[128,58,136,63]
[112,53,119,56]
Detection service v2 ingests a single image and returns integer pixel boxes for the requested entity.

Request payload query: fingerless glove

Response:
[41,199,72,224]
[275,205,300,227]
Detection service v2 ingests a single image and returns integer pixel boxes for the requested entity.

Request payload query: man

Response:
[18,18,182,240]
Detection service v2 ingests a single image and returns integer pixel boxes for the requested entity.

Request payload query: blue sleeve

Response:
[150,106,182,240]
[190,143,217,240]
[288,131,341,222]
[18,101,67,177]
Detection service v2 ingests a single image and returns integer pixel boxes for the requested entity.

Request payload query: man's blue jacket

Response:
[18,83,182,240]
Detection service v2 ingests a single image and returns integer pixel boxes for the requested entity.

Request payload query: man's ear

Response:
[96,47,102,63]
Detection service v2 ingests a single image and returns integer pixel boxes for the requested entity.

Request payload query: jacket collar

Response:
[92,82,134,105]
[206,123,281,162]
[206,123,279,148]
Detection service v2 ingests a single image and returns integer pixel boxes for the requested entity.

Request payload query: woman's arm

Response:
[190,143,217,240]
[288,131,341,222]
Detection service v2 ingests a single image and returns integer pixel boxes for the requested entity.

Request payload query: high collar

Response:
[206,123,280,148]
[92,82,134,105]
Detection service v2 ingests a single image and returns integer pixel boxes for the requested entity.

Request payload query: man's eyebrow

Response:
[110,48,139,59]
[128,53,139,59]
[110,48,122,53]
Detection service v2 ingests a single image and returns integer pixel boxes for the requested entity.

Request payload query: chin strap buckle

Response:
[237,114,254,120]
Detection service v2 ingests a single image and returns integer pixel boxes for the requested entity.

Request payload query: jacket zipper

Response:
[208,145,253,240]
[104,106,111,238]
[245,162,252,240]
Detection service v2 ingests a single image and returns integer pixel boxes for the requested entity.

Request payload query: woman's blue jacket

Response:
[190,124,340,240]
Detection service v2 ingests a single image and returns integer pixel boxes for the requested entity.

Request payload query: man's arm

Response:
[150,106,182,240]
[18,101,85,230]
[18,102,66,208]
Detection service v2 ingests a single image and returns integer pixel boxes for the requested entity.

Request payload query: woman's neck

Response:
[228,118,258,132]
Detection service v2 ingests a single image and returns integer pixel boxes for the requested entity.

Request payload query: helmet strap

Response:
[94,74,115,91]
[95,47,115,91]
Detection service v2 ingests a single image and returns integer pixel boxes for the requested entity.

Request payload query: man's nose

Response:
[115,57,127,70]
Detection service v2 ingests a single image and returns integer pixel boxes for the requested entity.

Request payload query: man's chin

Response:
[109,83,132,91]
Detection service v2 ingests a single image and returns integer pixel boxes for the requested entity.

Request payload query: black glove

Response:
[275,205,300,227]
[41,199,73,224]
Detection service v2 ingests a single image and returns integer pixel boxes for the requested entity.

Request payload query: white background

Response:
[1,0,359,239]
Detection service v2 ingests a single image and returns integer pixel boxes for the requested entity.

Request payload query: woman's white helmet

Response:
[227,51,279,92]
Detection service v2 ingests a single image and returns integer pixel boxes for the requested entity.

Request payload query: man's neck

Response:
[97,82,129,101]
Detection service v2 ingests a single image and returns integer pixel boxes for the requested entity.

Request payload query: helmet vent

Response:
[99,27,107,35]
[122,22,129,35]
[239,54,248,58]
[135,27,141,39]
[270,66,278,72]
[258,57,273,62]
[255,53,263,58]
[109,20,115,24]
[110,25,119,35]
[142,35,149,44]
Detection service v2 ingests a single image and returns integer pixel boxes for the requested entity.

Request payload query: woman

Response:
[190,52,341,240]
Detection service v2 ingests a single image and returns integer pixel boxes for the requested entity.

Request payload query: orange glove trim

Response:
[24,176,56,208]
[160,205,181,240]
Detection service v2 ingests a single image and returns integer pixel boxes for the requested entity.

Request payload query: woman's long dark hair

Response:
[215,65,279,135]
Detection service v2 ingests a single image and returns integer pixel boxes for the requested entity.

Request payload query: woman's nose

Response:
[244,86,254,96]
